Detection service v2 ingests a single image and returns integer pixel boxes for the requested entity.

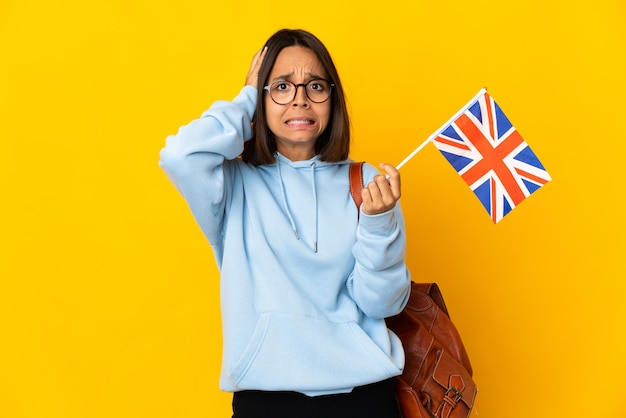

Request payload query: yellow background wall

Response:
[1,0,624,417]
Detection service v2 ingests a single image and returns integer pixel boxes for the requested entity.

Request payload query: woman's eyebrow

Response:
[306,72,327,80]
[273,72,294,81]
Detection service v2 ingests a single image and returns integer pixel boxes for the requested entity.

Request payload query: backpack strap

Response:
[349,162,364,212]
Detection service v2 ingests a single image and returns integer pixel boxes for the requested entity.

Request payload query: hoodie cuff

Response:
[232,86,258,122]
[358,209,397,237]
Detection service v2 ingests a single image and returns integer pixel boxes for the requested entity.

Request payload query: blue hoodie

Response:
[159,86,411,396]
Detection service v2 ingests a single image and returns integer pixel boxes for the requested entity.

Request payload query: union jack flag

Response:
[432,90,551,223]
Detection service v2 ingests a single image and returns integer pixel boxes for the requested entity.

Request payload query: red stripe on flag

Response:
[514,168,550,185]
[433,136,471,151]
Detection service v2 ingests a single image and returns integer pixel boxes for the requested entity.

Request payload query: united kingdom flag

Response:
[432,90,551,223]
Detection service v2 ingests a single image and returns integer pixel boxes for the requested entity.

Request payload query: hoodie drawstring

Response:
[310,161,318,253]
[275,153,319,253]
[276,156,299,240]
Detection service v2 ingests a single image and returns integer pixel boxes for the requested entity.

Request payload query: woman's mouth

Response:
[285,118,315,126]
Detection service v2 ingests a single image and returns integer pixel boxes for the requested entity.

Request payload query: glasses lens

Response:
[306,80,332,103]
[270,81,295,105]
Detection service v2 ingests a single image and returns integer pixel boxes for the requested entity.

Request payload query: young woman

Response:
[160,29,411,418]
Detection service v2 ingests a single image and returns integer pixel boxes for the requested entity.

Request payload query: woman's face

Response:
[264,46,331,161]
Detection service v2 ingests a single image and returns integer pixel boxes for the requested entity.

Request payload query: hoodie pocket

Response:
[229,312,402,392]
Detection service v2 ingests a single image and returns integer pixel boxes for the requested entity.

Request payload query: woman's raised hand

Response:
[245,46,268,88]
[361,163,402,216]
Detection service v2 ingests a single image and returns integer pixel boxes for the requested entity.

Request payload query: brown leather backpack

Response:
[349,162,477,418]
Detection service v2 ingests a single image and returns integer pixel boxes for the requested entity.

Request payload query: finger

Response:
[372,175,396,206]
[250,46,266,70]
[360,187,379,215]
[360,187,372,206]
[246,46,267,87]
[361,179,393,215]
[379,163,401,200]
[367,177,385,203]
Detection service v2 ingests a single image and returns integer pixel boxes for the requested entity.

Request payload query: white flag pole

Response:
[395,137,431,170]
[395,88,488,170]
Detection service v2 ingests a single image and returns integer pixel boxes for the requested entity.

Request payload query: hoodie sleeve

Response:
[348,165,411,319]
[159,86,257,246]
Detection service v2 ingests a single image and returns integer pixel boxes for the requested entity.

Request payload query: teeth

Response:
[287,119,313,125]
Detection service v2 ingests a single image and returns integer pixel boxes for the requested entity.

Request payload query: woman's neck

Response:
[276,145,316,162]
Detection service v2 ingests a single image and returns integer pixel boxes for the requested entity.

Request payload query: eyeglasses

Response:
[264,79,334,105]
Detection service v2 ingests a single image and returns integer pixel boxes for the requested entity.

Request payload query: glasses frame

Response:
[263,79,335,105]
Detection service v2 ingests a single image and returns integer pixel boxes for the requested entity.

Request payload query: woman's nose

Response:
[292,85,310,107]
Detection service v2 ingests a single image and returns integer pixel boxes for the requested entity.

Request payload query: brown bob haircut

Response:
[241,29,351,165]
